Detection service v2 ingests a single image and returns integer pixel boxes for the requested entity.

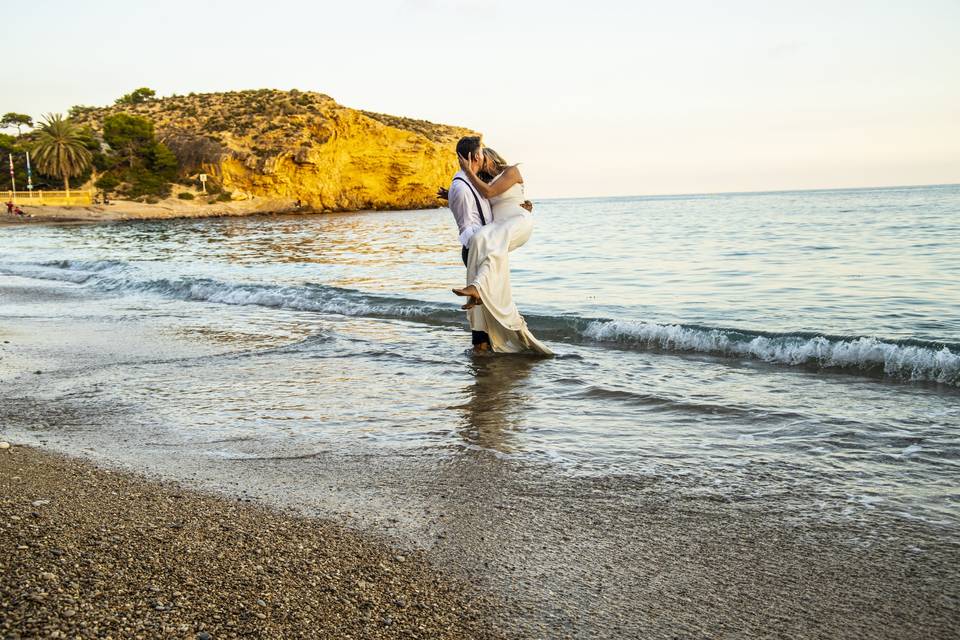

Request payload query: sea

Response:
[2,183,959,531]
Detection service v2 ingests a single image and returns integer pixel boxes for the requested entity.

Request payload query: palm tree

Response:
[32,113,92,196]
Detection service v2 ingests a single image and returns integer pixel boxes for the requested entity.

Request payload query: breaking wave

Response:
[2,259,958,386]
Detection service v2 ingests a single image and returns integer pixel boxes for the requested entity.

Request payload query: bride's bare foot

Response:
[452,285,479,299]
[461,296,482,310]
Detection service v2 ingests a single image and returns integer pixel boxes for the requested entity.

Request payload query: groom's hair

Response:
[455,136,482,160]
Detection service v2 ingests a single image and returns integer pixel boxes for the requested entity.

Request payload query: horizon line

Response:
[540,182,959,202]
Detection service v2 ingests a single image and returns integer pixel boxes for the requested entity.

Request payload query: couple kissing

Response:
[442,136,552,356]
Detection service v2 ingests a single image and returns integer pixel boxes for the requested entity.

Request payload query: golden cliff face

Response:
[75,90,476,211]
[215,106,464,211]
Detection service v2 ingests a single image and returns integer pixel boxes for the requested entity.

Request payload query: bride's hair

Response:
[478,148,510,183]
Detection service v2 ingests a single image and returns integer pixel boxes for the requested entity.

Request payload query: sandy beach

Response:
[0,445,499,640]
[1,275,958,638]
[0,197,320,227]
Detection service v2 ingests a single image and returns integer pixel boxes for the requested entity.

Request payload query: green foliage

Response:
[0,134,24,189]
[145,142,177,177]
[1,113,33,136]
[103,113,155,167]
[31,113,92,192]
[115,87,156,105]
[92,151,112,172]
[203,117,228,132]
[68,105,96,119]
[121,166,172,199]
[97,114,176,199]
[1,130,79,191]
[177,192,195,200]
[216,191,232,202]
[94,173,120,192]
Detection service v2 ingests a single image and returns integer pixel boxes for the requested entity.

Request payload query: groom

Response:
[443,136,533,353]
[446,136,493,352]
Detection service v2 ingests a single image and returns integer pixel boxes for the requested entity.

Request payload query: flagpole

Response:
[8,153,15,204]
[25,151,33,198]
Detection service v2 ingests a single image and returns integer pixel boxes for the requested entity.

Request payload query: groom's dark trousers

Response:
[462,245,490,347]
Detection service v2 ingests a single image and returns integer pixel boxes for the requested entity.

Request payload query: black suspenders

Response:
[453,177,487,225]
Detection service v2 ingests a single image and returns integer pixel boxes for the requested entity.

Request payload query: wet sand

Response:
[2,279,959,638]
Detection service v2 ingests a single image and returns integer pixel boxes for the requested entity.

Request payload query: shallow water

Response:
[2,184,958,529]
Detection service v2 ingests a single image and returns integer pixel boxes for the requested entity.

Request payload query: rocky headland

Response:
[68,89,474,213]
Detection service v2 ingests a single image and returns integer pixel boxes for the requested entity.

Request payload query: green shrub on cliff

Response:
[103,114,156,167]
[96,113,177,199]
[177,192,195,200]
[94,173,120,192]
[68,105,96,119]
[202,180,223,195]
[115,87,156,105]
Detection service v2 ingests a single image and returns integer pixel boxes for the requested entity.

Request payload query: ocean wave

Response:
[1,259,126,284]
[40,259,127,272]
[582,320,960,385]
[0,263,97,284]
[3,258,958,386]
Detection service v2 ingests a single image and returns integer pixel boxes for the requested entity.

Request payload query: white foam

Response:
[582,320,960,385]
[0,263,95,283]
[901,444,923,456]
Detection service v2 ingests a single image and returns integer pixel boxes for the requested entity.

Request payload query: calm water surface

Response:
[2,184,959,529]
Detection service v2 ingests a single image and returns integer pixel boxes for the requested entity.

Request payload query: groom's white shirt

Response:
[448,170,493,248]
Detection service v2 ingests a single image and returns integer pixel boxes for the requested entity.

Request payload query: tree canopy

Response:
[115,87,156,105]
[1,113,33,137]
[103,113,156,167]
[96,113,177,200]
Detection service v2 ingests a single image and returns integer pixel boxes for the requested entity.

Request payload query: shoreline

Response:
[0,196,441,227]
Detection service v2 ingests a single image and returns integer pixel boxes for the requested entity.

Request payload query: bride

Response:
[453,148,553,356]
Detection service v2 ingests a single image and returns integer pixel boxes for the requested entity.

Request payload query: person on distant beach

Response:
[5,201,13,215]
[445,137,552,355]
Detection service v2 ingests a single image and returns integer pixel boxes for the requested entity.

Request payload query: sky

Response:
[7,0,959,198]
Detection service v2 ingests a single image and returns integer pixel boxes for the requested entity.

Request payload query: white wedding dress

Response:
[465,180,553,355]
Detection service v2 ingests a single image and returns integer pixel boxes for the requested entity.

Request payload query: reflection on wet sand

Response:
[457,355,540,454]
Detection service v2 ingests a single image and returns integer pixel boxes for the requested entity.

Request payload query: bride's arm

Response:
[458,154,522,199]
